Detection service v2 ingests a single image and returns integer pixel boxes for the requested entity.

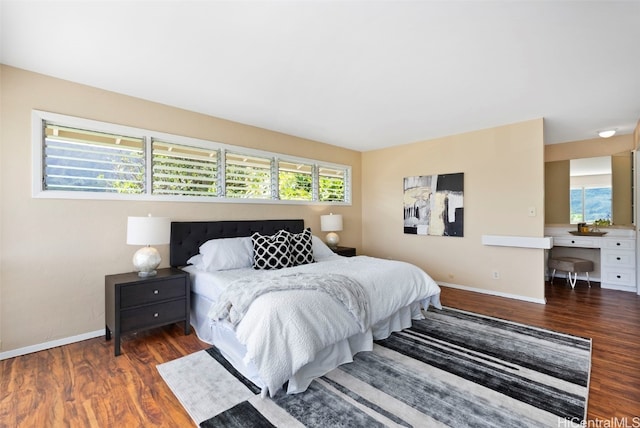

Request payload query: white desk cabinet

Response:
[600,238,636,290]
[545,226,637,293]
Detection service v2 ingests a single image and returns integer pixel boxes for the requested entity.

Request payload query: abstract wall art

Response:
[403,173,464,237]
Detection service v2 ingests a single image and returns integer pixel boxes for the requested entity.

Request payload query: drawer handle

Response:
[616,257,621,260]
[571,240,575,244]
[617,242,621,246]
[617,275,621,279]
[153,312,159,318]
[153,290,159,295]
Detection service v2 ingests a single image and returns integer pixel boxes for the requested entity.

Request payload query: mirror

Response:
[545,151,633,226]
[570,156,612,224]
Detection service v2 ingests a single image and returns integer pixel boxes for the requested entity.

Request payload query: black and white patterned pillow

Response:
[287,228,315,266]
[252,231,292,270]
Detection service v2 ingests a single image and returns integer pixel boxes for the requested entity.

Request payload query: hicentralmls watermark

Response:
[558,417,640,428]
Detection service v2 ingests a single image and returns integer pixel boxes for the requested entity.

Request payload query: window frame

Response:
[569,185,612,224]
[32,110,351,205]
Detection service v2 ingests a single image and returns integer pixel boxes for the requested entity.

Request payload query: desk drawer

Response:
[601,239,635,251]
[602,250,635,268]
[601,268,635,286]
[553,237,600,248]
[120,299,186,332]
[120,277,187,308]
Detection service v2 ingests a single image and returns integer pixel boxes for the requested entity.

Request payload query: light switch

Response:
[528,207,536,217]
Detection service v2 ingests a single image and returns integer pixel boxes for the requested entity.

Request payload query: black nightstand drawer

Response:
[120,278,187,308]
[120,299,187,332]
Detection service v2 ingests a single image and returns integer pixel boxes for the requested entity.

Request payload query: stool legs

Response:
[551,269,591,288]
[568,272,577,289]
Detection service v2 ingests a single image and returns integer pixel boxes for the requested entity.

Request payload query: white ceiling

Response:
[1,1,639,152]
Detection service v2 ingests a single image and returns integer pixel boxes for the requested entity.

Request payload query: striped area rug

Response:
[157,307,591,427]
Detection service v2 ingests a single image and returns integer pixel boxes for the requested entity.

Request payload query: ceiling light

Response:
[598,129,616,138]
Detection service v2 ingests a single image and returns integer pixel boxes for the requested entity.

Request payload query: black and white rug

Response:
[157,307,591,427]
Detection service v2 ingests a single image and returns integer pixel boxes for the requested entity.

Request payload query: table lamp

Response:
[127,214,171,277]
[320,213,343,248]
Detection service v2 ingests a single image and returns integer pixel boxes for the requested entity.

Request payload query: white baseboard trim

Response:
[438,282,547,305]
[0,329,104,361]
[601,283,637,293]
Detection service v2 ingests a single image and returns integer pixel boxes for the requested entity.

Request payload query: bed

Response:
[170,219,442,397]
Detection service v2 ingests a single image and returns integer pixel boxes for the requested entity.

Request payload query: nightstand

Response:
[332,246,356,257]
[105,267,190,356]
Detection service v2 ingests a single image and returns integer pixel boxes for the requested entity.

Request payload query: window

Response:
[225,152,272,199]
[152,140,219,197]
[43,123,145,194]
[319,166,346,202]
[570,186,612,223]
[33,110,351,204]
[279,160,313,201]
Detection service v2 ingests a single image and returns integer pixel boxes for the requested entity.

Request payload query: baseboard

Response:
[438,282,547,305]
[0,329,104,361]
[601,283,637,293]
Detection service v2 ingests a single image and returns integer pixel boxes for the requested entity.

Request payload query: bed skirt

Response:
[190,292,423,394]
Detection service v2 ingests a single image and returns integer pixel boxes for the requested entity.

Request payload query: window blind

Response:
[319,166,346,202]
[278,160,313,201]
[225,152,272,198]
[43,123,144,193]
[152,140,219,196]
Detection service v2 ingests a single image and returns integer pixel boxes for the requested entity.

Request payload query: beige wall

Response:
[545,160,570,224]
[612,153,633,225]
[545,134,634,162]
[361,119,546,301]
[0,65,362,353]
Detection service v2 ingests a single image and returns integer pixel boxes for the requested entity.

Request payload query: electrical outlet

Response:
[492,270,500,279]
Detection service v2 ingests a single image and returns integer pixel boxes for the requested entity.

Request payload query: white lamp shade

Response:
[126,216,171,245]
[320,214,343,232]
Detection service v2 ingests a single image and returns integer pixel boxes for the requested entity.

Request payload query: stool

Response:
[548,257,594,289]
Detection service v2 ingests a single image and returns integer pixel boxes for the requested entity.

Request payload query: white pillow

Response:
[198,236,254,271]
[187,253,206,270]
[312,235,337,260]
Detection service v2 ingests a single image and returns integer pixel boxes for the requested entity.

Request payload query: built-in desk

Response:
[545,226,636,293]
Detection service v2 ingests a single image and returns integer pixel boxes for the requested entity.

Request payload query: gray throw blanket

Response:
[208,272,370,332]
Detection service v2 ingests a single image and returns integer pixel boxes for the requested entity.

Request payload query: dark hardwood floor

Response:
[1,282,639,427]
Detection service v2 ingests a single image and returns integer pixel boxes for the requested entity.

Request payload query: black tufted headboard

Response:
[170,219,305,267]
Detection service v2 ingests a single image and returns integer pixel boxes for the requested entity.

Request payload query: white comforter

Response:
[210,256,441,396]
[209,272,370,331]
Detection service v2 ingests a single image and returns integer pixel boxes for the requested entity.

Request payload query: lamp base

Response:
[132,246,161,277]
[325,232,340,248]
[137,270,157,278]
